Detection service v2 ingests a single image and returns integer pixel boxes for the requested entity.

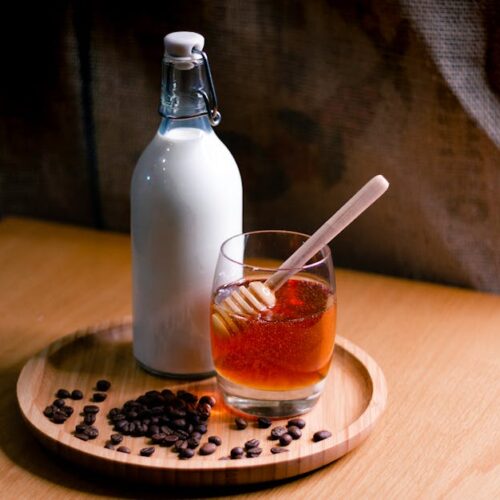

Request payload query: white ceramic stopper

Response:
[164,31,205,58]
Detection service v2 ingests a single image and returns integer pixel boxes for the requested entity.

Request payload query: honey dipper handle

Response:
[265,175,389,292]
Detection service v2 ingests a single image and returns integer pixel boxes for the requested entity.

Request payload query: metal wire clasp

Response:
[192,48,221,126]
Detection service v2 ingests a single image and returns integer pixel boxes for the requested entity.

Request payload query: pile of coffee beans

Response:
[106,389,218,459]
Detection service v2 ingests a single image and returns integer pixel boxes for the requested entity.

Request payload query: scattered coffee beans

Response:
[104,443,115,450]
[61,406,74,417]
[43,406,54,418]
[313,430,332,442]
[117,446,131,454]
[199,395,216,407]
[110,433,123,445]
[234,417,248,430]
[287,426,302,440]
[279,433,293,446]
[75,432,89,441]
[71,389,84,400]
[208,435,222,446]
[84,426,99,439]
[84,413,96,425]
[178,448,194,459]
[140,446,155,457]
[230,446,244,459]
[246,447,263,458]
[56,389,70,399]
[53,398,66,408]
[271,447,289,454]
[270,426,288,440]
[287,418,306,429]
[244,438,260,450]
[92,392,107,402]
[257,417,272,429]
[83,405,99,414]
[52,411,67,424]
[187,437,200,449]
[96,379,111,391]
[199,442,217,455]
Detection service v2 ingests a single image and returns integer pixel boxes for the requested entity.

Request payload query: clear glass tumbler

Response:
[210,230,337,417]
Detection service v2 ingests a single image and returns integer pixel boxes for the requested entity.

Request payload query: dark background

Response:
[1,0,499,292]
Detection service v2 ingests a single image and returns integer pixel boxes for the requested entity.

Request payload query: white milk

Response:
[131,124,242,376]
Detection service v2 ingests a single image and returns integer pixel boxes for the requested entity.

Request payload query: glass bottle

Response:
[131,32,242,378]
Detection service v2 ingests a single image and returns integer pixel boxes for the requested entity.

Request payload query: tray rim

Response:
[16,319,388,482]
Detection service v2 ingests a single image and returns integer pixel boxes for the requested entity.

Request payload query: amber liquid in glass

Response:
[210,277,336,391]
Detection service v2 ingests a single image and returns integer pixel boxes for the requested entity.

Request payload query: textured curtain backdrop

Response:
[1,0,499,292]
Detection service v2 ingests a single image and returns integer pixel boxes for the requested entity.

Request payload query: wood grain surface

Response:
[17,322,386,486]
[1,217,499,498]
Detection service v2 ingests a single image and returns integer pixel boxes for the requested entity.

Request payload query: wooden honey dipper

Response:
[212,175,390,335]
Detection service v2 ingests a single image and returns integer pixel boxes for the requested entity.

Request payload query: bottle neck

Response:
[159,56,211,121]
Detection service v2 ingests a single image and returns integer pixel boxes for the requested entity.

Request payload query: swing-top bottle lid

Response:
[164,32,205,58]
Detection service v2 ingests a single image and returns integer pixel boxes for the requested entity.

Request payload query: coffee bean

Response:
[163,434,179,446]
[161,389,175,400]
[83,405,99,414]
[313,430,332,442]
[61,406,74,417]
[84,426,99,439]
[53,399,66,408]
[194,424,207,434]
[279,434,292,446]
[96,379,111,391]
[115,420,128,431]
[160,425,174,435]
[230,447,244,459]
[199,442,217,456]
[234,417,248,430]
[178,448,194,459]
[84,413,96,425]
[172,418,186,429]
[199,395,216,407]
[175,429,189,440]
[271,447,290,454]
[56,389,70,399]
[208,435,222,446]
[288,426,302,440]
[75,432,89,441]
[244,438,260,450]
[52,411,67,424]
[190,431,202,440]
[140,446,155,457]
[110,433,123,445]
[270,426,288,440]
[257,417,272,429]
[104,443,115,450]
[117,446,131,454]
[246,447,263,458]
[187,437,200,449]
[75,423,88,433]
[43,406,54,418]
[177,390,197,404]
[71,389,84,400]
[174,439,188,452]
[287,418,306,429]
[92,392,107,402]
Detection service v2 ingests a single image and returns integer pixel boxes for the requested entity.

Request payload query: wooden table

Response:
[1,217,499,499]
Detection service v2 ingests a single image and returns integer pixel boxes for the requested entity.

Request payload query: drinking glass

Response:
[210,230,336,417]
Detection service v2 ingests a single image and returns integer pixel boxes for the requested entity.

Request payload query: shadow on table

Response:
[1,359,329,498]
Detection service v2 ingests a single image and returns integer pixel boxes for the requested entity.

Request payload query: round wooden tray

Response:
[17,321,387,486]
